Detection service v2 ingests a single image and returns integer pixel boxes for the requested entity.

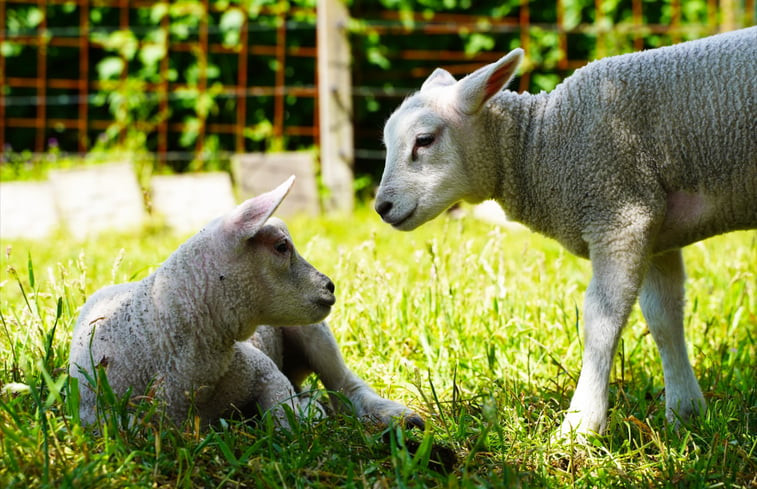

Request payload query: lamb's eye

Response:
[415,134,435,147]
[274,240,289,254]
[412,133,435,161]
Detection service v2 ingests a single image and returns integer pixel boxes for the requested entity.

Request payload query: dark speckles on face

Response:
[219,275,225,281]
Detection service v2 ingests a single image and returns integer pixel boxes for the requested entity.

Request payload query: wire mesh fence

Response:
[1,0,318,171]
[1,0,753,176]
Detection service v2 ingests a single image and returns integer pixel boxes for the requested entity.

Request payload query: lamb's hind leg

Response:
[204,341,300,427]
[249,325,326,417]
[281,322,425,429]
[640,249,705,426]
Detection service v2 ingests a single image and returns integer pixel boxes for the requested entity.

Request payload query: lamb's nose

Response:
[375,200,393,218]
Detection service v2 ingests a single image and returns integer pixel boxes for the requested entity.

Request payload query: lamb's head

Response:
[238,216,335,329]
[375,48,523,231]
[204,176,335,338]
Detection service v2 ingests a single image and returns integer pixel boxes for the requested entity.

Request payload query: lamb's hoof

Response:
[359,398,425,430]
[402,412,425,431]
[552,413,604,445]
[666,396,706,430]
[298,393,327,421]
[364,410,425,431]
[552,426,591,446]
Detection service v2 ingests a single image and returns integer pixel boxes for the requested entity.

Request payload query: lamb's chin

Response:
[393,205,446,231]
[306,299,333,321]
[309,307,331,324]
[393,220,422,231]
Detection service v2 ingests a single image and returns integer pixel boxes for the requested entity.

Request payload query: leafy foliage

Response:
[3,0,739,179]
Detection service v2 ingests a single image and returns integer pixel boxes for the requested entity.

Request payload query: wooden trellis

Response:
[0,0,319,162]
[1,0,753,170]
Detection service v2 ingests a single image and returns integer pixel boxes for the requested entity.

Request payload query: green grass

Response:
[1,205,755,488]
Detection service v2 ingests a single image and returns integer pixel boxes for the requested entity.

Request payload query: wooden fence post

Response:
[719,0,737,32]
[317,0,354,212]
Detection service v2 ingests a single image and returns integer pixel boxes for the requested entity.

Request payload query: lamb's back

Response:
[70,280,158,397]
[526,28,756,253]
[557,27,756,185]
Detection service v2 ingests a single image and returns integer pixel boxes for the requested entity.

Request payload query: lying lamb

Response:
[375,27,756,436]
[70,176,423,429]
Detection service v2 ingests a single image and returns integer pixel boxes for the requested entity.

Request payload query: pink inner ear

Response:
[227,175,294,239]
[235,194,279,238]
[485,58,518,99]
[236,193,280,228]
[249,195,278,219]
[240,201,274,227]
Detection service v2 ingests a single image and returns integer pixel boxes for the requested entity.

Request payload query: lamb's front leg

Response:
[560,240,648,437]
[282,322,425,429]
[640,249,705,425]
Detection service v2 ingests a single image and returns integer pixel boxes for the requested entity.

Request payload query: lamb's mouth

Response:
[388,206,417,229]
[314,294,336,308]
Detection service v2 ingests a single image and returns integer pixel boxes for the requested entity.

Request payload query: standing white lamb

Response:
[69,176,424,429]
[375,27,756,437]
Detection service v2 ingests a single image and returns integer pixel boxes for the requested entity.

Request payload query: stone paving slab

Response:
[0,180,60,240]
[232,152,320,217]
[48,162,146,240]
[151,172,236,235]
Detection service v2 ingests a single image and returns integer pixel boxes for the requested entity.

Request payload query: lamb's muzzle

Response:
[314,276,336,308]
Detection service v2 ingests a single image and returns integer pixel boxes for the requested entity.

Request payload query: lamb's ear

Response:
[455,48,523,115]
[224,175,295,240]
[421,67,456,92]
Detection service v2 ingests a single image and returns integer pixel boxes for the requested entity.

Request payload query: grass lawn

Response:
[1,205,755,488]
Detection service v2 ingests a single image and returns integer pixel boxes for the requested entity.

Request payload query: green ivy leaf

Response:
[243,120,273,142]
[220,8,245,47]
[151,2,170,23]
[139,43,167,69]
[26,7,44,29]
[180,116,201,147]
[1,41,22,58]
[463,33,495,56]
[97,57,125,80]
[101,30,139,60]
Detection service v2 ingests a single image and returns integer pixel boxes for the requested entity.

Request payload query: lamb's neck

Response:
[150,251,242,359]
[484,90,547,226]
